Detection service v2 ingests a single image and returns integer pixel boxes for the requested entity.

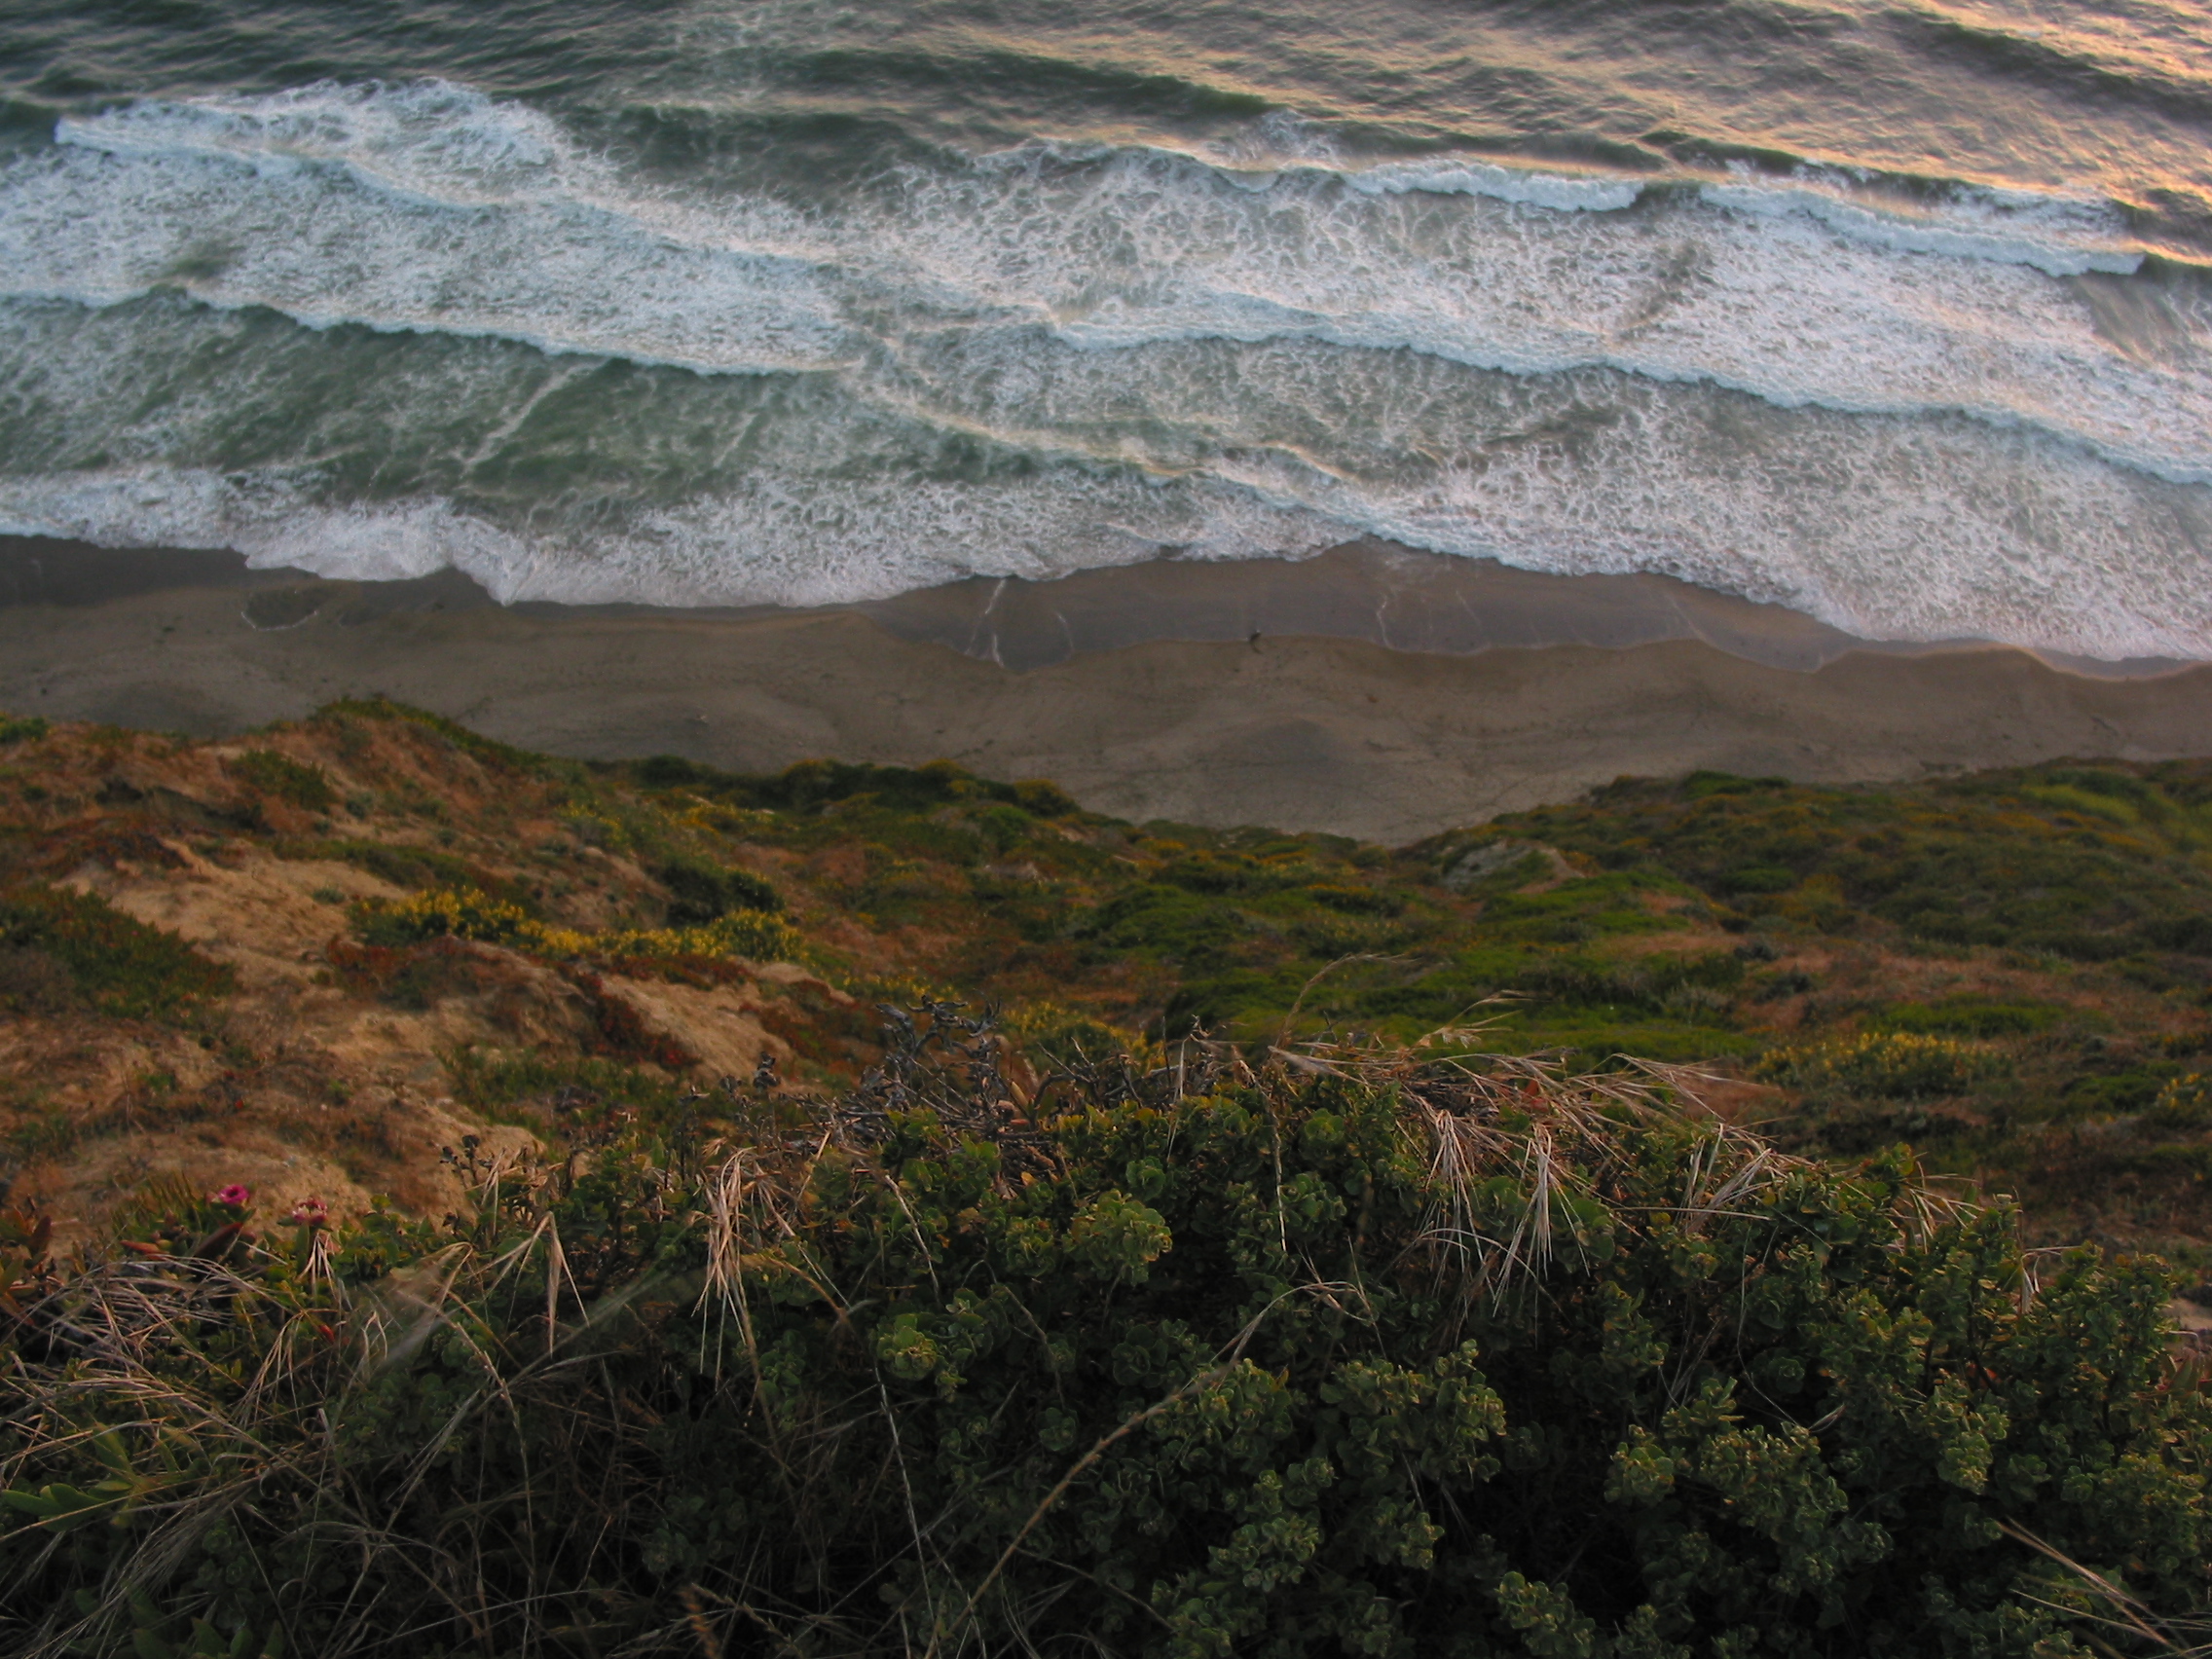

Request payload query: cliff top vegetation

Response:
[3,704,2212,1656]
[5,701,2209,1266]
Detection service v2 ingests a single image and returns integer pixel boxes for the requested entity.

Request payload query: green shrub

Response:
[1751,968,1817,1001]
[1488,762,2212,961]
[1682,770,1792,798]
[0,713,50,746]
[673,755,1060,817]
[3,1037,2206,1657]
[657,855,782,924]
[2147,1073,2212,1132]
[1874,998,2064,1039]
[279,836,535,911]
[0,886,234,1019]
[1780,1097,1986,1156]
[1304,882,1403,915]
[1004,1001,1155,1070]
[350,885,535,948]
[0,942,74,1014]
[1082,885,1249,969]
[1160,852,1285,895]
[632,753,711,789]
[447,1047,696,1124]
[313,696,550,774]
[674,908,800,962]
[225,749,336,810]
[350,885,800,964]
[1013,778,1078,817]
[1513,950,1745,1014]
[2063,1065,2181,1116]
[1725,864,1797,894]
[1757,1030,2001,1099]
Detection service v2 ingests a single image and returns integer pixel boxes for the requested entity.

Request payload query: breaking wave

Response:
[1,75,2209,657]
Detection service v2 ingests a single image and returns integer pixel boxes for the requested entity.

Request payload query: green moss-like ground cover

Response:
[0,886,233,1021]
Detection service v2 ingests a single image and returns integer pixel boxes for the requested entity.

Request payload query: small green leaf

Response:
[90,1427,133,1475]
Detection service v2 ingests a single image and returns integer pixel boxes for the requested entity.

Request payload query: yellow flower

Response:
[351,886,799,964]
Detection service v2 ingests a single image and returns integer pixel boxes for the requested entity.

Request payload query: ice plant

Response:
[210,1184,251,1208]
[287,1197,328,1229]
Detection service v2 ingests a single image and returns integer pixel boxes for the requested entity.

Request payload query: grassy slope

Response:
[3,704,2211,1267]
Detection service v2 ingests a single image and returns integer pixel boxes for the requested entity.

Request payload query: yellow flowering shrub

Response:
[352,886,535,947]
[2147,1072,2212,1131]
[351,888,799,964]
[1755,1029,1999,1099]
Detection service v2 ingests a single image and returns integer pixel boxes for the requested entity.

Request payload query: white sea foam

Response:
[1699,173,2141,276]
[6,329,2209,662]
[20,84,854,374]
[5,79,2212,655]
[0,462,1346,608]
[884,142,2212,480]
[1346,158,1642,212]
[55,80,576,206]
[9,82,2203,474]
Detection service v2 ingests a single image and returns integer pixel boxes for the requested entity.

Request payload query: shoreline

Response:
[8,535,2197,680]
[5,536,2210,843]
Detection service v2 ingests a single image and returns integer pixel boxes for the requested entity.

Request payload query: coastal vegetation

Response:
[4,1027,2208,1658]
[2,704,2210,1654]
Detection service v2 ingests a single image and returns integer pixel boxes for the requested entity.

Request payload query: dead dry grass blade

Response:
[1999,1520,2201,1654]
[1272,953,1404,1051]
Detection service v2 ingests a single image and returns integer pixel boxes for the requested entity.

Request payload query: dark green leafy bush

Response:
[1304,882,1403,916]
[2148,1074,2212,1132]
[1486,763,2212,961]
[1511,950,1745,1014]
[1013,779,1079,817]
[1873,999,2065,1039]
[315,697,553,775]
[636,753,1074,819]
[1756,1031,2002,1099]
[658,854,782,924]
[2063,1065,2182,1116]
[2,1019,2206,1658]
[225,750,335,811]
[0,886,233,1020]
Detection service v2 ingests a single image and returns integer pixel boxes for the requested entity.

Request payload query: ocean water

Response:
[2,0,2210,659]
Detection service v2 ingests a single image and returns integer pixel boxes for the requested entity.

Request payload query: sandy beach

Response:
[4,536,2208,845]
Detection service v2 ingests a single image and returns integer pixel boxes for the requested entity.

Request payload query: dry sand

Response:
[4,538,2209,844]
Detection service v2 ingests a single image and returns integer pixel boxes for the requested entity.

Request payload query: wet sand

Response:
[4,537,2209,844]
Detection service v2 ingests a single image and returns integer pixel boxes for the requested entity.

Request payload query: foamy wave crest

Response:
[0,470,532,587]
[891,143,2210,481]
[7,81,2207,482]
[54,80,576,205]
[0,463,1347,608]
[18,83,852,373]
[1700,173,2141,276]
[6,78,2212,656]
[6,310,2210,661]
[1346,158,1641,212]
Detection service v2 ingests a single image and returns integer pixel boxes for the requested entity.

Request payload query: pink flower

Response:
[288,1197,329,1229]
[210,1185,251,1208]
